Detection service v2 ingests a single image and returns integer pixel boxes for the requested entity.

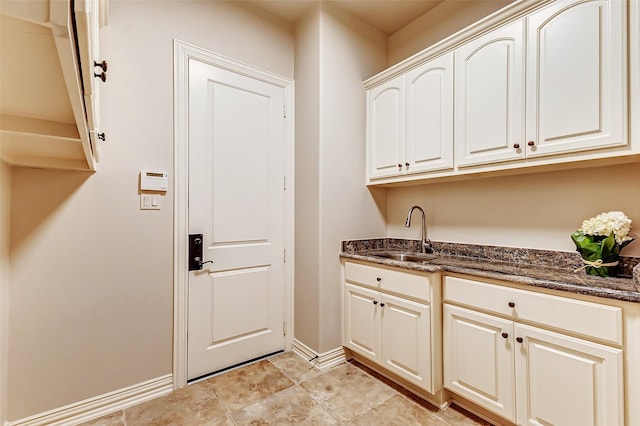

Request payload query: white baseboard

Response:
[5,374,173,426]
[292,339,346,371]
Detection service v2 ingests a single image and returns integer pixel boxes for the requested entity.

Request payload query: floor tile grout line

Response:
[205,377,241,425]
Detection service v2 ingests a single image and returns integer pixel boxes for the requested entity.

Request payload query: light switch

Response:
[140,194,160,210]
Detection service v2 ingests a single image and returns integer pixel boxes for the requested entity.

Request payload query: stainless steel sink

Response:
[370,251,437,262]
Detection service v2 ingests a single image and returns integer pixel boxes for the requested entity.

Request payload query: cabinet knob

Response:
[380,302,385,307]
[405,162,410,167]
[527,141,535,147]
[372,300,378,305]
[513,143,520,149]
[398,163,403,168]
[376,277,382,282]
[501,332,509,339]
[516,337,524,343]
[508,301,515,308]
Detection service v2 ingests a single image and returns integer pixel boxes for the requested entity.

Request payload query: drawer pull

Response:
[376,277,382,282]
[508,301,516,308]
[516,337,524,343]
[501,332,509,339]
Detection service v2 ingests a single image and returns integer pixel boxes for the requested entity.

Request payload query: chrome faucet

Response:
[405,205,433,254]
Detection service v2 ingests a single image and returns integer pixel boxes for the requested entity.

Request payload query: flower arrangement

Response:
[571,211,633,277]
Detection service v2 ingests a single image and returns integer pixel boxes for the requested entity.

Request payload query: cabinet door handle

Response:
[527,140,535,147]
[516,337,524,343]
[376,277,382,282]
[380,302,385,307]
[508,301,515,308]
[372,300,378,305]
[501,332,509,339]
[513,143,520,149]
[397,163,403,168]
[405,162,410,167]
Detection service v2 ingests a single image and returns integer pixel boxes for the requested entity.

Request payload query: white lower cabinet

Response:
[444,276,624,425]
[343,261,440,393]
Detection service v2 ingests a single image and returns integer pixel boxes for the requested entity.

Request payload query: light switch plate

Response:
[140,194,160,210]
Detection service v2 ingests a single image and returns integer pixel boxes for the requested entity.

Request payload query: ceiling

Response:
[237,0,445,35]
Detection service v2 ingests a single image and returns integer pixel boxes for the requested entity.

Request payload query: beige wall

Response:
[294,7,322,350]
[294,3,387,354]
[388,0,514,65]
[6,1,293,421]
[388,164,640,257]
[0,160,10,426]
[318,3,388,352]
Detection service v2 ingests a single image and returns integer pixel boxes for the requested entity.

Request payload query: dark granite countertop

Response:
[340,239,640,304]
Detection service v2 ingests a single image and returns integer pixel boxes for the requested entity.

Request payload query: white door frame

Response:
[172,39,295,388]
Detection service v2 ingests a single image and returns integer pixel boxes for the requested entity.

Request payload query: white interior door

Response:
[187,58,286,380]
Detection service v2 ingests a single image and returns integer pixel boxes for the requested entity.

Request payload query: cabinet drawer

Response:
[444,276,623,346]
[345,261,431,302]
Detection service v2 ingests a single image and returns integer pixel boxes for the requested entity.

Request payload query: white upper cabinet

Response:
[405,53,454,174]
[525,0,626,157]
[364,0,636,185]
[454,21,525,167]
[368,75,405,179]
[367,53,454,181]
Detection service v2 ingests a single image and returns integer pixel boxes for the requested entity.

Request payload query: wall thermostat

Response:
[140,170,168,192]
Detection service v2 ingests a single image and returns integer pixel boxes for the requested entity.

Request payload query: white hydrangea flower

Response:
[578,211,632,244]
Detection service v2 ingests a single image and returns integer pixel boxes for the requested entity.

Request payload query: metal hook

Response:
[94,60,108,72]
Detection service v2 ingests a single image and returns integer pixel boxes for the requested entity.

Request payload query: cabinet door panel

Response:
[368,76,405,179]
[344,284,380,361]
[444,304,516,421]
[515,323,623,426]
[455,21,525,167]
[381,294,432,391]
[405,53,454,173]
[526,0,626,157]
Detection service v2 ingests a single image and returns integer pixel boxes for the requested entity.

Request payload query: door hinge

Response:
[283,176,286,191]
[283,248,287,263]
[283,105,287,118]
[283,322,287,336]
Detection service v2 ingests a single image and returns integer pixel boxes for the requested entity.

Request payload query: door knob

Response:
[189,234,213,270]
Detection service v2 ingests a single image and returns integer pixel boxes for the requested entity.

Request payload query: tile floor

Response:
[80,352,492,425]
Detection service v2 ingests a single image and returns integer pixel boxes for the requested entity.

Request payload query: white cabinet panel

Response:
[381,293,431,390]
[455,21,525,167]
[368,76,405,179]
[526,0,626,157]
[444,304,516,421]
[344,283,380,362]
[405,53,454,173]
[515,323,623,426]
